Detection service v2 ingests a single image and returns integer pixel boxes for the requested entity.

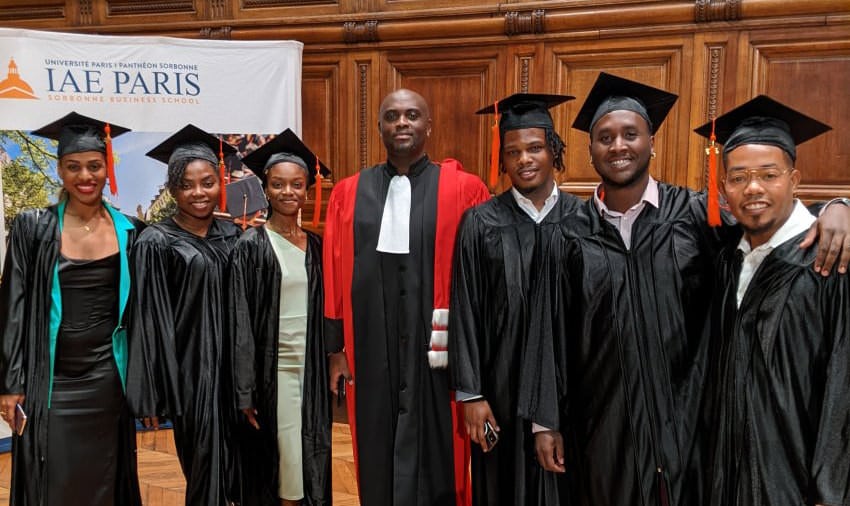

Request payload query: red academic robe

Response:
[324,157,489,506]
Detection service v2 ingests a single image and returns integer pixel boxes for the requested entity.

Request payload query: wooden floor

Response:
[0,423,360,505]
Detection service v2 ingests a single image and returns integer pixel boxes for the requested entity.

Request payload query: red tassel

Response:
[707,118,721,227]
[488,100,500,189]
[104,123,118,195]
[218,136,227,212]
[312,156,323,228]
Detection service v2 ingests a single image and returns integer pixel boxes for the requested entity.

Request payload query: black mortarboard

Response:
[241,128,331,188]
[145,124,236,167]
[475,93,574,187]
[475,93,574,136]
[225,175,268,218]
[693,95,831,162]
[31,111,130,157]
[572,72,678,134]
[32,111,131,195]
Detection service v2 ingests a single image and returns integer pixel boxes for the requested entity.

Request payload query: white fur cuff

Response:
[432,308,449,329]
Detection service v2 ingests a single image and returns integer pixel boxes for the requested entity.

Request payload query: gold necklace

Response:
[66,210,102,233]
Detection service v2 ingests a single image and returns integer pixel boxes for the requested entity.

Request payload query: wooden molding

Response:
[107,1,195,16]
[79,0,94,25]
[199,25,232,38]
[343,20,379,43]
[243,0,337,6]
[0,3,64,21]
[357,61,370,169]
[504,9,545,37]
[695,0,742,23]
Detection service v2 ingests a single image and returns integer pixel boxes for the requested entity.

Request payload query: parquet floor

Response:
[0,423,360,506]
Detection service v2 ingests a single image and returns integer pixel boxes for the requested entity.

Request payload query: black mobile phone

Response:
[14,403,27,436]
[483,420,499,449]
[337,376,346,407]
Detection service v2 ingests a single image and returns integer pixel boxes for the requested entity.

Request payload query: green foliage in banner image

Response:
[1,131,60,230]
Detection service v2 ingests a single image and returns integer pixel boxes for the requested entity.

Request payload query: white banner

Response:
[0,28,303,133]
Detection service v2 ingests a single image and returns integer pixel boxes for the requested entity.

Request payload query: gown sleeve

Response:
[126,234,181,418]
[518,223,571,430]
[227,235,258,411]
[448,209,485,395]
[322,182,346,353]
[810,274,850,505]
[0,213,33,394]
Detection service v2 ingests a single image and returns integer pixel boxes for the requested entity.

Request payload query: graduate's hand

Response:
[462,400,499,451]
[328,351,353,396]
[535,430,565,473]
[141,416,160,430]
[801,202,850,275]
[0,394,24,427]
[242,408,260,430]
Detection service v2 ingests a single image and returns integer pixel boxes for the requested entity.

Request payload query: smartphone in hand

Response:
[14,403,27,436]
[483,420,499,450]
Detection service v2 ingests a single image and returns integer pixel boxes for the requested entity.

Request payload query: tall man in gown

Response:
[449,93,580,506]
[323,89,490,506]
[519,73,850,506]
[695,96,850,506]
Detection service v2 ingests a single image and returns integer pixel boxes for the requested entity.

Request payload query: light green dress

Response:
[266,227,309,500]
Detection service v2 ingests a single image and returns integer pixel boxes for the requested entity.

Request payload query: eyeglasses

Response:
[724,168,791,190]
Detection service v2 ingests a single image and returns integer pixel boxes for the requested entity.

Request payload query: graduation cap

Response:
[146,124,237,211]
[693,95,832,162]
[694,95,832,228]
[241,128,332,227]
[225,175,267,229]
[31,111,131,195]
[475,93,574,187]
[572,72,678,134]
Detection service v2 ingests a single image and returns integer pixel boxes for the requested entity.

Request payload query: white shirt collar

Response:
[593,176,660,217]
[510,180,560,224]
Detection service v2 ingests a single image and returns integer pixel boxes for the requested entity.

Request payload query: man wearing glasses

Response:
[696,96,850,506]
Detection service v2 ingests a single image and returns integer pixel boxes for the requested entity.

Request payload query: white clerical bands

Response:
[376,175,411,254]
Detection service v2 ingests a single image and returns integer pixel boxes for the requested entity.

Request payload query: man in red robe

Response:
[323,89,490,506]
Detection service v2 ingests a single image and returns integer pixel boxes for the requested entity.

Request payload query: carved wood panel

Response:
[744,26,850,199]
[546,37,690,196]
[381,47,504,185]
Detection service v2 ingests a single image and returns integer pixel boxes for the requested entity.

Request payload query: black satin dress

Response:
[47,252,124,506]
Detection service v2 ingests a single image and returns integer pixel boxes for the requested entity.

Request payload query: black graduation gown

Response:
[449,190,582,506]
[520,184,736,506]
[334,157,457,505]
[228,226,331,506]
[705,233,850,506]
[0,206,143,506]
[126,217,241,506]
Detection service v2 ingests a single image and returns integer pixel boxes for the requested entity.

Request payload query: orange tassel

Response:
[312,156,323,228]
[488,100,500,189]
[218,136,227,212]
[707,119,721,227]
[104,123,118,195]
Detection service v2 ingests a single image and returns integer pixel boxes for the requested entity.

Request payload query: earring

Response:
[589,158,594,166]
[297,208,302,227]
[651,151,657,159]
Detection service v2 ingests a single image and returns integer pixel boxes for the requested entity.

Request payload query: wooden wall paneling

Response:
[508,42,543,94]
[233,0,349,21]
[101,0,208,26]
[374,0,499,13]
[381,45,505,186]
[545,36,691,197]
[301,53,343,223]
[352,52,380,176]
[0,0,65,27]
[744,26,850,200]
[686,32,738,191]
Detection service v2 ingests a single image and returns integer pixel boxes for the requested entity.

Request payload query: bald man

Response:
[324,89,490,505]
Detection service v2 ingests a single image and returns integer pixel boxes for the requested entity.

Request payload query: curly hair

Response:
[499,127,567,172]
